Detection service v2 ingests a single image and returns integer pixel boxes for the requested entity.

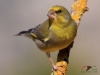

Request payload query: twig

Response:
[71,0,88,27]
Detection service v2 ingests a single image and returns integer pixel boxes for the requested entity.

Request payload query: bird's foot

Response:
[48,57,64,74]
[52,65,58,71]
[52,65,64,74]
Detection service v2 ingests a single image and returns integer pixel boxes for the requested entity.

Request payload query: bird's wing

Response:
[16,19,51,41]
[30,19,51,40]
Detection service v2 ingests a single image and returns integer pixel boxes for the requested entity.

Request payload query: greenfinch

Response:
[16,5,77,71]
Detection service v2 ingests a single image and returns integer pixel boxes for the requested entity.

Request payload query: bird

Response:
[16,5,77,72]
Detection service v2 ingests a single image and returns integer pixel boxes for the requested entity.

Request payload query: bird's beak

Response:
[47,10,57,19]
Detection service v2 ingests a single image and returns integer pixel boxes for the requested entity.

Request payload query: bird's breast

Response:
[35,32,75,52]
[35,23,77,52]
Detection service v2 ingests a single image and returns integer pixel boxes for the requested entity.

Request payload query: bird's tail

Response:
[15,28,37,39]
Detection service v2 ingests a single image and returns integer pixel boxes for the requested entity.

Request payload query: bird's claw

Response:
[52,65,64,74]
[52,65,58,71]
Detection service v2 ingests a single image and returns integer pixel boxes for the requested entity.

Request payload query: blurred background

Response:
[0,0,100,75]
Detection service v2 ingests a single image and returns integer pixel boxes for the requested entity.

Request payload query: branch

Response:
[71,0,88,27]
[52,0,88,75]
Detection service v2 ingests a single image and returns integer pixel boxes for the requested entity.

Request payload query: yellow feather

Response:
[31,33,37,38]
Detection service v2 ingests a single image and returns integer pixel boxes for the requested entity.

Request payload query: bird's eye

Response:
[55,9,62,14]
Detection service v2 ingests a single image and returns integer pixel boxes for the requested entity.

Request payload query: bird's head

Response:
[47,5,71,22]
